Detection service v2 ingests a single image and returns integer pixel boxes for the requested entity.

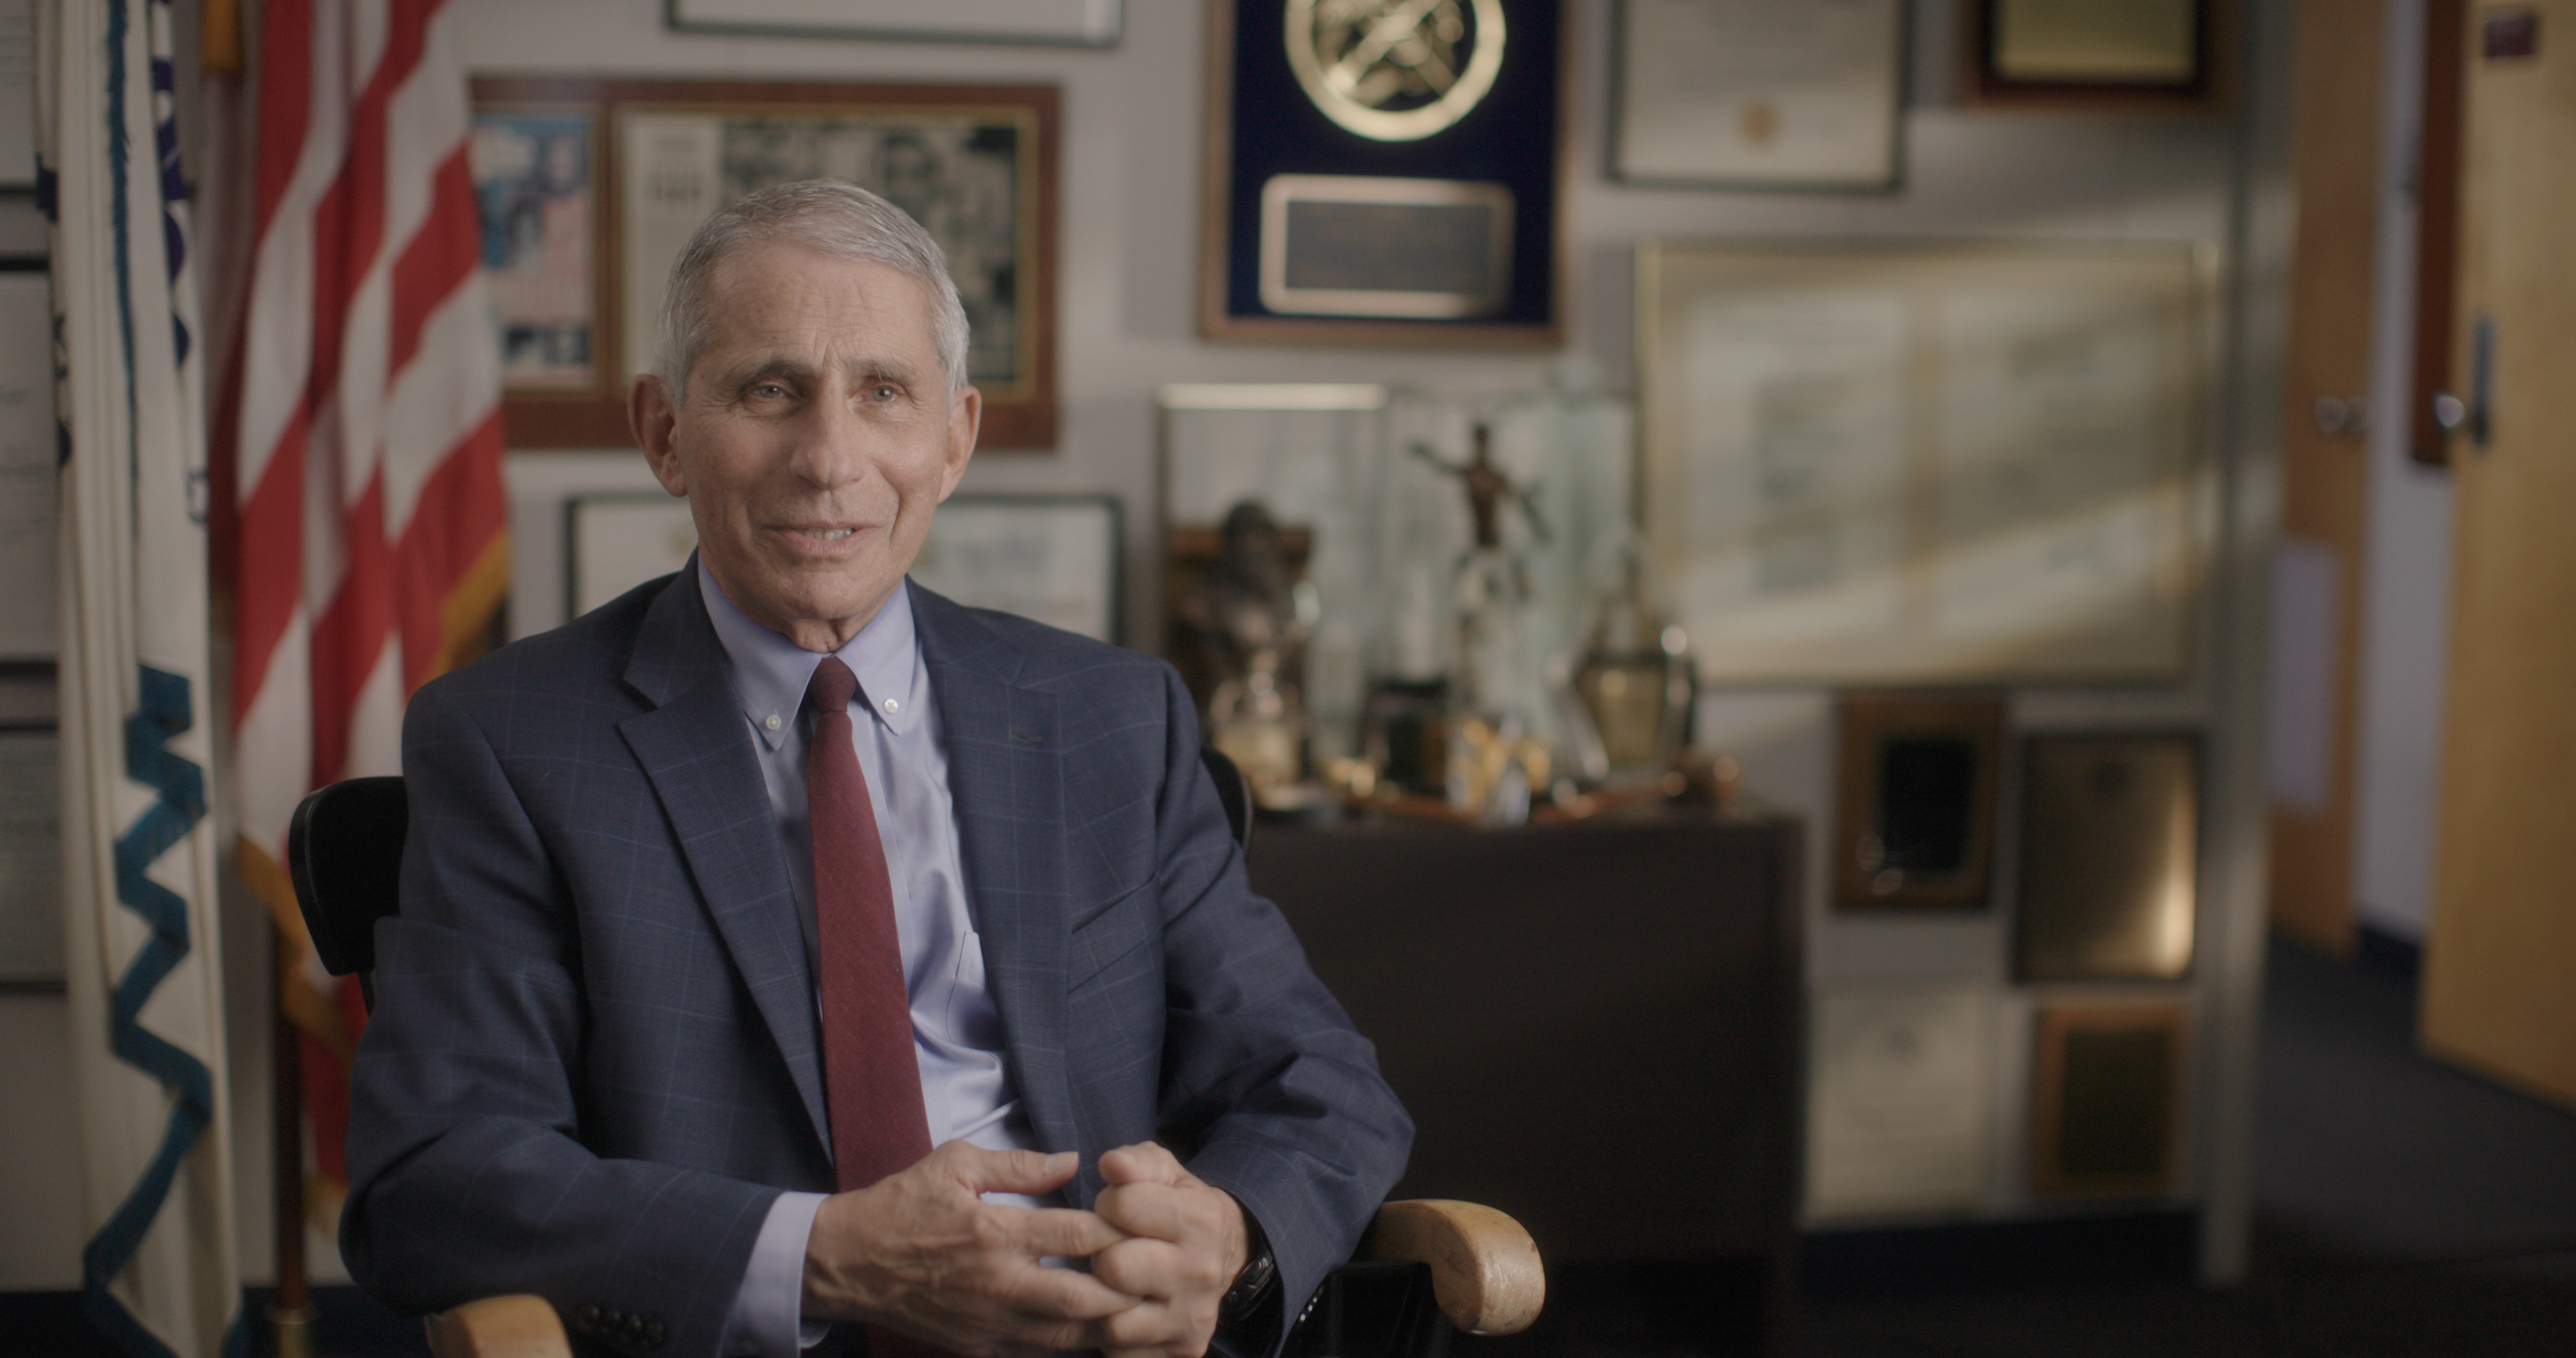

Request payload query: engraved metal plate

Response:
[1257,174,1514,318]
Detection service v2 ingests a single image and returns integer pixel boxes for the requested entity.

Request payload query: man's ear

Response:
[937,384,983,502]
[631,373,689,497]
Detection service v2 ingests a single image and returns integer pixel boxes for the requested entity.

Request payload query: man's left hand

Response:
[1089,1142,1251,1358]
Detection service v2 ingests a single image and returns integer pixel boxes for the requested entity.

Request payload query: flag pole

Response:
[272,922,311,1358]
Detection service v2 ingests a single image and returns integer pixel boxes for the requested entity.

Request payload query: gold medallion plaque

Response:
[1283,0,1507,141]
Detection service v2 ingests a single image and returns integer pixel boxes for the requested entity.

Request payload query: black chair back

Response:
[1199,746,1253,858]
[286,775,408,1009]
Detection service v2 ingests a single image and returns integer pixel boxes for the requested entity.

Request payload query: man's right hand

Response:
[801,1142,1136,1358]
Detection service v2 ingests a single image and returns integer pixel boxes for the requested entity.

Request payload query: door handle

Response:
[2312,395,2371,435]
[2434,312,2495,448]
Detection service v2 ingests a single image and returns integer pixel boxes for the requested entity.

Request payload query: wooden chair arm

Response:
[426,1295,570,1358]
[1358,1199,1545,1336]
[415,1200,1545,1355]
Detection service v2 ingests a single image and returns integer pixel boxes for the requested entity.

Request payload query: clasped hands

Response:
[802,1140,1251,1358]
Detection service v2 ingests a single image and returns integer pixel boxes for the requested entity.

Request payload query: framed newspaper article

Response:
[472,78,1060,451]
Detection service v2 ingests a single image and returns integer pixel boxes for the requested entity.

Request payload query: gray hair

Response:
[653,180,971,397]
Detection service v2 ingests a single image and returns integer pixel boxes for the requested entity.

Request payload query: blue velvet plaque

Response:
[1202,0,1562,343]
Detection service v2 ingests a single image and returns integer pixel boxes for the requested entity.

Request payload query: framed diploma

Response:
[1201,0,1564,346]
[1807,981,1995,1217]
[472,78,1060,451]
[1639,240,2207,685]
[1612,0,1905,190]
[1964,0,2229,111]
[667,0,1122,47]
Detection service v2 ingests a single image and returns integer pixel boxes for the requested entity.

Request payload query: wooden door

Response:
[2421,0,2576,1110]
[2268,0,2387,952]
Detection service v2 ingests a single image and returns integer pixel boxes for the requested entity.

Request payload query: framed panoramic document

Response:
[2029,1002,2188,1199]
[1612,0,1905,190]
[1201,0,1563,346]
[1832,692,2004,910]
[2014,733,2199,983]
[1640,240,2207,685]
[0,263,57,660]
[667,0,1121,47]
[472,78,1060,451]
[565,492,1121,641]
[1963,0,2230,111]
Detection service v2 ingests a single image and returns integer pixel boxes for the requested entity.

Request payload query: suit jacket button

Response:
[645,1318,667,1347]
[576,1305,601,1333]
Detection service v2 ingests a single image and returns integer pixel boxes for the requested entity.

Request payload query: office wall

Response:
[0,0,2293,1295]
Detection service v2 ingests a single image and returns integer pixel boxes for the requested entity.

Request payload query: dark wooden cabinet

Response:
[1249,812,1803,1318]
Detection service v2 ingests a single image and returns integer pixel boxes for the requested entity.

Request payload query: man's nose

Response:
[789,390,877,489]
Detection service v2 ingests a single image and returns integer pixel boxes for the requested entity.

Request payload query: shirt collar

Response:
[697,560,924,749]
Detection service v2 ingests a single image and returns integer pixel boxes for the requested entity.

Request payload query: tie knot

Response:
[806,656,860,714]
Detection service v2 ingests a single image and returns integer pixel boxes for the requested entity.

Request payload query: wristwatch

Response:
[1217,1210,1280,1338]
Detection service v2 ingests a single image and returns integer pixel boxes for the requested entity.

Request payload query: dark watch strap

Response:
[1220,1210,1278,1320]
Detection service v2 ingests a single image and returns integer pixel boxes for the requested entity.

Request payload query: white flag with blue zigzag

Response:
[38,1,244,1355]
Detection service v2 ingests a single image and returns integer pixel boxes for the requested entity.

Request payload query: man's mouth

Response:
[798,527,855,542]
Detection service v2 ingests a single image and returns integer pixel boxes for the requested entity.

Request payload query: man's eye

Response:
[747,381,790,401]
[869,384,900,402]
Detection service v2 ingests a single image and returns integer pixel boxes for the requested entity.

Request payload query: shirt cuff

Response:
[722,1191,830,1357]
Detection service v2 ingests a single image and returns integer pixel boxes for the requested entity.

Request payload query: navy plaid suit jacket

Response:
[341,570,1411,1358]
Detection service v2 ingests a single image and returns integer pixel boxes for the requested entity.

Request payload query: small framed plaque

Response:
[1964,0,2229,111]
[1202,0,1563,346]
[1832,692,2004,910]
[2014,734,2199,983]
[2030,1002,2188,1199]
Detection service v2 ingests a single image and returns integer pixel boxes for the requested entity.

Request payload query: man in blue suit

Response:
[341,182,1411,1358]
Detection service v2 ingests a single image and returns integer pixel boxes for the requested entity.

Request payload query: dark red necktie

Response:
[806,657,934,1191]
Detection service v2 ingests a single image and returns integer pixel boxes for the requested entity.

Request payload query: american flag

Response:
[221,0,508,1211]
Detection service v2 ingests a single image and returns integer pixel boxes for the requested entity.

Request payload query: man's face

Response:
[632,243,979,652]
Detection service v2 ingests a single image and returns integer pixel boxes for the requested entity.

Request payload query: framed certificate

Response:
[1612,0,1906,190]
[472,78,1060,451]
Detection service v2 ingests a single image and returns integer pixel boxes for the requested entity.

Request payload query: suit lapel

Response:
[617,570,830,1152]
[913,584,1077,1154]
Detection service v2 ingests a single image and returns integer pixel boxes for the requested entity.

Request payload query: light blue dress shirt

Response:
[697,564,1044,1357]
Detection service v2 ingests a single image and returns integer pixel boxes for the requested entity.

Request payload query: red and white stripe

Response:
[231,0,506,883]
[226,0,506,1195]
